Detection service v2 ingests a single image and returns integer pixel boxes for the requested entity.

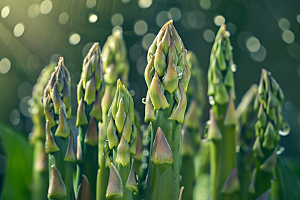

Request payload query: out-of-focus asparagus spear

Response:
[236,84,258,199]
[249,69,288,199]
[43,57,75,200]
[29,63,55,200]
[144,19,191,200]
[105,79,138,200]
[206,24,240,200]
[97,30,130,200]
[75,43,104,196]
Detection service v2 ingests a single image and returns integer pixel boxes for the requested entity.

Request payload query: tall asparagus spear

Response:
[43,57,75,200]
[236,84,258,199]
[250,69,286,199]
[29,63,55,200]
[207,24,240,200]
[97,30,130,200]
[180,51,206,200]
[75,42,104,196]
[105,79,138,200]
[144,19,191,200]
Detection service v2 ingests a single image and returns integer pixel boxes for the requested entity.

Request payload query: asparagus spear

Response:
[180,51,206,200]
[207,24,240,200]
[235,84,258,199]
[75,42,104,196]
[144,19,191,200]
[97,30,130,200]
[105,79,138,200]
[250,69,287,199]
[29,63,55,200]
[43,57,75,200]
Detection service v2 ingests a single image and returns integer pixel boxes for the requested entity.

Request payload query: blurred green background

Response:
[0,0,300,159]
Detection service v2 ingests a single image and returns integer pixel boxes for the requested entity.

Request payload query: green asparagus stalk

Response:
[144,19,191,200]
[105,79,138,200]
[180,51,206,200]
[29,63,55,200]
[235,84,258,199]
[43,57,75,200]
[97,30,130,200]
[207,24,240,200]
[75,42,104,196]
[250,69,286,199]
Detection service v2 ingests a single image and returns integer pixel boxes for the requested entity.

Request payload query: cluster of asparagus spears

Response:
[27,20,296,200]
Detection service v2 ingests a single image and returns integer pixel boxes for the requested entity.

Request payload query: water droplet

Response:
[142,98,146,104]
[236,145,240,153]
[268,71,271,75]
[226,31,230,37]
[276,146,285,155]
[231,64,237,72]
[279,120,290,136]
[142,163,147,169]
[209,96,215,105]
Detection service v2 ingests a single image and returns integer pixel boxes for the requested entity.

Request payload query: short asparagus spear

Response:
[29,63,55,200]
[144,19,191,200]
[250,69,286,199]
[207,24,240,200]
[75,42,104,196]
[236,84,258,199]
[105,79,138,200]
[43,57,75,200]
[97,30,130,200]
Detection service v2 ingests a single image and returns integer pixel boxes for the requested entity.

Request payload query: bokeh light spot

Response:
[246,37,260,52]
[1,6,10,18]
[10,109,20,126]
[250,45,267,62]
[226,22,236,35]
[40,0,52,15]
[138,0,152,9]
[69,33,81,45]
[28,4,40,18]
[203,30,215,43]
[0,58,11,74]
[134,20,148,36]
[121,0,130,4]
[112,26,123,34]
[18,82,32,100]
[14,23,25,37]
[111,13,124,27]
[136,55,147,76]
[86,0,96,8]
[19,96,31,117]
[297,14,300,24]
[285,101,293,111]
[89,13,98,23]
[288,43,300,59]
[142,33,156,50]
[129,43,143,61]
[199,0,211,10]
[214,15,225,26]
[188,10,206,28]
[156,11,170,27]
[59,12,69,24]
[278,18,290,31]
[169,7,181,22]
[282,30,294,44]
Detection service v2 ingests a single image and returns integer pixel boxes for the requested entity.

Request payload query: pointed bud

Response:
[48,165,67,199]
[214,83,229,105]
[84,116,98,147]
[162,54,178,94]
[161,26,170,56]
[178,187,184,200]
[64,130,76,162]
[102,86,114,115]
[180,62,191,93]
[224,66,234,87]
[45,120,60,154]
[77,175,95,200]
[115,98,126,133]
[151,127,173,166]
[216,46,226,71]
[122,114,132,142]
[62,78,71,110]
[221,167,240,194]
[82,59,92,89]
[169,83,187,124]
[168,37,178,65]
[104,140,112,168]
[180,129,194,156]
[224,92,237,126]
[104,64,118,84]
[134,135,143,160]
[111,86,120,119]
[44,96,56,127]
[207,109,222,140]
[77,136,83,162]
[52,83,62,114]
[129,126,138,155]
[95,60,103,92]
[55,106,70,138]
[77,79,84,102]
[76,97,88,127]
[154,42,167,77]
[257,189,270,200]
[185,100,198,129]
[170,22,182,56]
[258,102,267,128]
[149,70,169,110]
[147,36,157,62]
[126,160,138,194]
[262,122,276,150]
[106,163,124,199]
[260,148,277,173]
[144,91,156,123]
[84,73,96,105]
[248,169,256,194]
[177,43,187,70]
[253,137,264,158]
[90,89,102,121]
[107,118,119,149]
[145,55,155,88]
[116,136,130,167]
